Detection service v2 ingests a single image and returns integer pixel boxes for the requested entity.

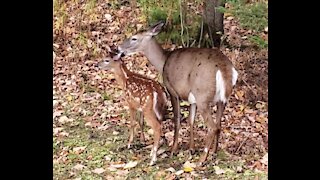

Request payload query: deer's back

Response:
[163,48,234,101]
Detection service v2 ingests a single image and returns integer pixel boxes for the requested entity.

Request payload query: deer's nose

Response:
[94,63,99,68]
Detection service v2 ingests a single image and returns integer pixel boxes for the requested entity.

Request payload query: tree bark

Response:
[202,0,225,48]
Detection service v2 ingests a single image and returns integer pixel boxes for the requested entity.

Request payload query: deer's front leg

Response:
[128,107,137,149]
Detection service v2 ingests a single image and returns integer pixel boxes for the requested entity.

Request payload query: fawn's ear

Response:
[146,20,165,36]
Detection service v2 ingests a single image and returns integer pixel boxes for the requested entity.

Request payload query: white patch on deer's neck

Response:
[153,91,161,120]
[214,70,227,103]
[188,92,196,104]
[232,67,238,86]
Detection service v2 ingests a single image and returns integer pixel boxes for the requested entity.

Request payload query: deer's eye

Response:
[131,38,137,41]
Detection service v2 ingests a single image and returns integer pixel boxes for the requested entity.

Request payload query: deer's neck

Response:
[143,38,167,73]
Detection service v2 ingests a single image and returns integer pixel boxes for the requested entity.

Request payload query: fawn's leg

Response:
[138,111,146,143]
[128,108,137,149]
[144,111,161,166]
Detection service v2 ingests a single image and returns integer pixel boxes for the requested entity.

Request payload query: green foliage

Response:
[248,35,268,49]
[218,1,268,32]
[137,0,202,46]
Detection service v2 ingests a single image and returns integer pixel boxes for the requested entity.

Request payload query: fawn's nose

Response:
[94,63,99,68]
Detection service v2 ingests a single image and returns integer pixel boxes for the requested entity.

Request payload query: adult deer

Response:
[117,21,238,165]
[96,53,167,165]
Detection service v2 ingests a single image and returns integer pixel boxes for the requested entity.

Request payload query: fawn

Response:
[96,53,167,165]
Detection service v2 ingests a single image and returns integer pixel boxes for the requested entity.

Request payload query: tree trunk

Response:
[202,0,225,48]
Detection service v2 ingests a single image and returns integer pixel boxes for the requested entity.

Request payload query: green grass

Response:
[248,35,268,49]
[226,1,268,32]
[218,0,268,48]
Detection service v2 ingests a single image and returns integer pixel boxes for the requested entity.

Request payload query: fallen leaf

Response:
[183,166,193,173]
[98,122,110,130]
[165,167,176,173]
[73,164,86,170]
[236,166,243,173]
[85,122,92,127]
[58,116,73,124]
[53,110,64,119]
[53,51,56,61]
[104,155,112,161]
[110,163,126,168]
[175,170,184,176]
[59,132,69,137]
[92,168,105,174]
[53,127,63,135]
[67,95,73,101]
[123,161,138,169]
[183,161,196,173]
[107,166,117,172]
[260,153,268,165]
[213,166,225,175]
[73,146,86,154]
[104,14,112,21]
[239,104,245,112]
[53,100,59,107]
[157,148,166,155]
[113,131,119,135]
[53,43,59,48]
[180,101,190,106]
[236,90,245,100]
[165,174,176,180]
[115,169,129,176]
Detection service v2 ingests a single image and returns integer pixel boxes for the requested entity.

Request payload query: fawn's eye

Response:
[131,37,137,41]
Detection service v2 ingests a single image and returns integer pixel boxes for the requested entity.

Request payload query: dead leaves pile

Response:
[53,0,268,179]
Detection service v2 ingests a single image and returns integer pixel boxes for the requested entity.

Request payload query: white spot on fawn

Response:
[232,67,238,86]
[153,92,161,120]
[134,97,140,102]
[188,92,196,104]
[214,70,227,103]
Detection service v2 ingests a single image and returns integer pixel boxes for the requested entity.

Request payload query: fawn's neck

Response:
[112,64,131,89]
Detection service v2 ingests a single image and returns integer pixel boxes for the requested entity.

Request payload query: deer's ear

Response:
[147,21,165,36]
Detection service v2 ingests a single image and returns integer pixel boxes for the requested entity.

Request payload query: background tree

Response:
[201,0,225,48]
